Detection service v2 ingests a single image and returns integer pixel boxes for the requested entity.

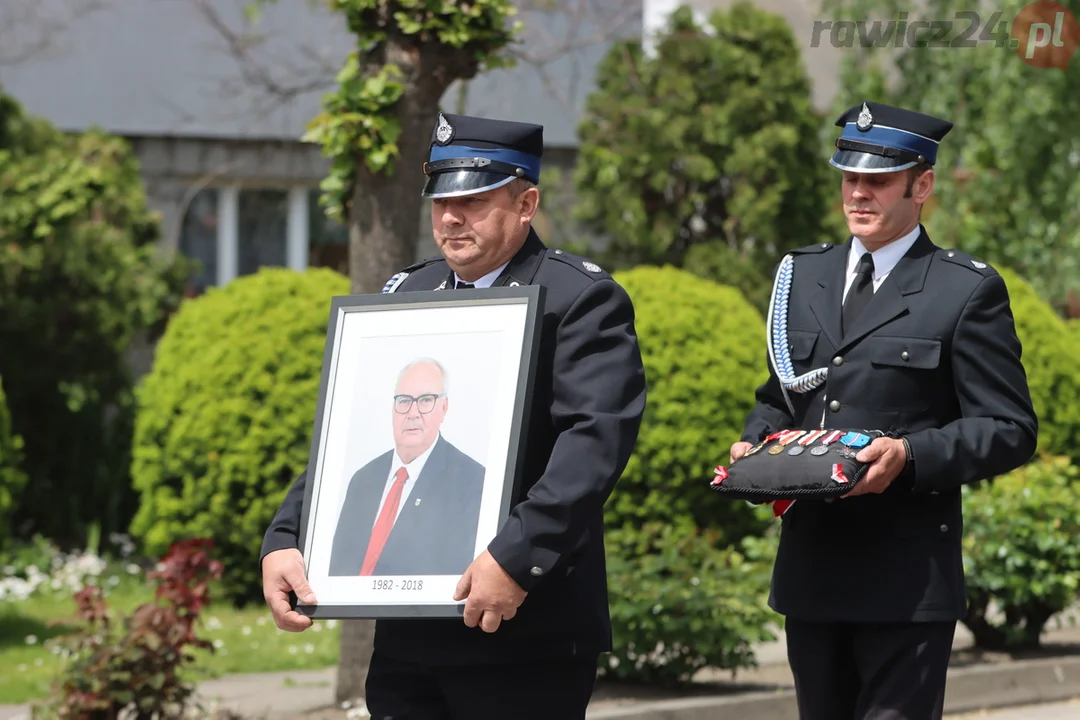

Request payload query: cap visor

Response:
[830,149,916,173]
[421,170,515,199]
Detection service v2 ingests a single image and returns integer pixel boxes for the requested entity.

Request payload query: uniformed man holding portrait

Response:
[260,111,647,720]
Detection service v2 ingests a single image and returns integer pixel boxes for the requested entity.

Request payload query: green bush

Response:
[609,265,771,543]
[997,268,1080,463]
[0,90,189,547]
[602,523,778,686]
[0,375,27,546]
[129,267,349,604]
[961,456,1080,651]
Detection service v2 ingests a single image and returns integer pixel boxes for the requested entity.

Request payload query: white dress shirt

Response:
[842,224,922,302]
[454,261,509,289]
[374,433,440,530]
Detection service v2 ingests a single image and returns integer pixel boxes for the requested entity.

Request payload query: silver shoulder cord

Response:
[765,253,829,422]
[381,272,409,293]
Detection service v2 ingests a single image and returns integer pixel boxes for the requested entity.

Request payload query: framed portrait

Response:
[293,285,545,619]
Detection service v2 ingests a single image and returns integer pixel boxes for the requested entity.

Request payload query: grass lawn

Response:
[0,563,342,705]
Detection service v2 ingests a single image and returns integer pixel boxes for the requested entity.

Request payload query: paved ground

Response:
[948,697,1080,718]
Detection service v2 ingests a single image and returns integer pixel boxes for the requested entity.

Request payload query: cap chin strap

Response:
[766,253,829,419]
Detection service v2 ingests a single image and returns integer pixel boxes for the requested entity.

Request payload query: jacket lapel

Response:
[809,239,851,351]
[492,227,546,287]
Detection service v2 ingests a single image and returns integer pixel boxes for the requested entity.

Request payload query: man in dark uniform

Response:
[729,101,1038,719]
[259,112,647,719]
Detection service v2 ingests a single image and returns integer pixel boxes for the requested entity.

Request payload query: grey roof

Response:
[0,0,642,148]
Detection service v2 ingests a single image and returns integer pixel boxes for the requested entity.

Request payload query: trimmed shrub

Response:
[608,265,771,543]
[601,523,778,686]
[961,456,1080,651]
[129,267,349,604]
[0,375,27,546]
[997,268,1080,463]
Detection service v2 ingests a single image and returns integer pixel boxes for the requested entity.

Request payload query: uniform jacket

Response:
[261,228,647,664]
[327,435,484,578]
[741,227,1038,623]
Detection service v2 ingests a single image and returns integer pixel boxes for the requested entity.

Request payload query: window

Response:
[237,189,288,277]
[308,189,349,275]
[178,188,219,295]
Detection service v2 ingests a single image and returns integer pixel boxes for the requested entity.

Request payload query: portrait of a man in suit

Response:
[328,357,486,577]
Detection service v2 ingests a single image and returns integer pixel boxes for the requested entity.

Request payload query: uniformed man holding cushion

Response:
[260,112,647,719]
[729,101,1038,719]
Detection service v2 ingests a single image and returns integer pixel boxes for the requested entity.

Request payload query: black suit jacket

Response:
[260,228,647,665]
[328,434,485,577]
[741,228,1038,624]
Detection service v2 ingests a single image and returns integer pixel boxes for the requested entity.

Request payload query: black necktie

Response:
[455,281,474,290]
[842,252,875,334]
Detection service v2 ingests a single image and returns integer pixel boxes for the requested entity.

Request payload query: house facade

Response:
[1,0,843,295]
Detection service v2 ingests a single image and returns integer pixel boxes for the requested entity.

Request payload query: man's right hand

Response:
[262,548,316,632]
[730,441,754,464]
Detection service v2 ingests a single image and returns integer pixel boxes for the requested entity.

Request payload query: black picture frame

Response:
[292,285,544,619]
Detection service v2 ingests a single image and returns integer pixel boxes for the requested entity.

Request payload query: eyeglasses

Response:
[393,393,444,414]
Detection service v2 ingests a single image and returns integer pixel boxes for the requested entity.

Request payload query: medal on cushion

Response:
[811,429,844,456]
[838,431,871,459]
[769,430,805,454]
[789,429,826,455]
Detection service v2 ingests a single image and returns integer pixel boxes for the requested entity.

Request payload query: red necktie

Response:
[359,467,408,576]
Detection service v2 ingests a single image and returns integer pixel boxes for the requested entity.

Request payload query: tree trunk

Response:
[334,619,376,704]
[335,35,477,700]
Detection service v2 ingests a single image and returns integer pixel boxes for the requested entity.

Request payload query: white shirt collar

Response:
[848,223,922,281]
[454,261,509,289]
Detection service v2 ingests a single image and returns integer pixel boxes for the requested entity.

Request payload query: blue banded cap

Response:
[830,101,953,173]
[421,112,544,199]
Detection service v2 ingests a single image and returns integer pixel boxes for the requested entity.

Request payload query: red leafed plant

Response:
[35,538,225,720]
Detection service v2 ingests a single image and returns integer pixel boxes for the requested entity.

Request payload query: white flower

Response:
[126,563,141,575]
[241,626,252,636]
[205,616,223,631]
[212,639,225,649]
[326,619,339,629]
[25,635,38,645]
[304,643,315,654]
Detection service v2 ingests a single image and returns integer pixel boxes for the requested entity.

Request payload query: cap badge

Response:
[435,113,454,145]
[856,102,874,131]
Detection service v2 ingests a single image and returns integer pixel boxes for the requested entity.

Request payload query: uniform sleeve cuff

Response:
[487,531,561,592]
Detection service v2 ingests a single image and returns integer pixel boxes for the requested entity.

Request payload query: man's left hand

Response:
[453,550,527,633]
[842,437,908,498]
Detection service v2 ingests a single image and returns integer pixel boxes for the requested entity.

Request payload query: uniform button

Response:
[829,400,841,412]
[554,249,563,254]
[832,356,843,366]
[901,351,910,361]
[947,251,955,257]
[940,524,948,532]
[530,566,543,577]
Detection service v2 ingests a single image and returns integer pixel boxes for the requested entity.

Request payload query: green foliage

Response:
[609,265,772,544]
[961,456,1080,651]
[0,89,190,547]
[0,376,27,547]
[819,0,1080,312]
[296,0,521,221]
[573,2,845,290]
[129,268,349,604]
[33,539,223,719]
[997,267,1080,463]
[602,524,778,685]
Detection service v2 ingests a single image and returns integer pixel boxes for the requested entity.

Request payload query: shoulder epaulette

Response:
[380,255,445,293]
[938,248,997,276]
[546,248,612,280]
[788,242,837,255]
